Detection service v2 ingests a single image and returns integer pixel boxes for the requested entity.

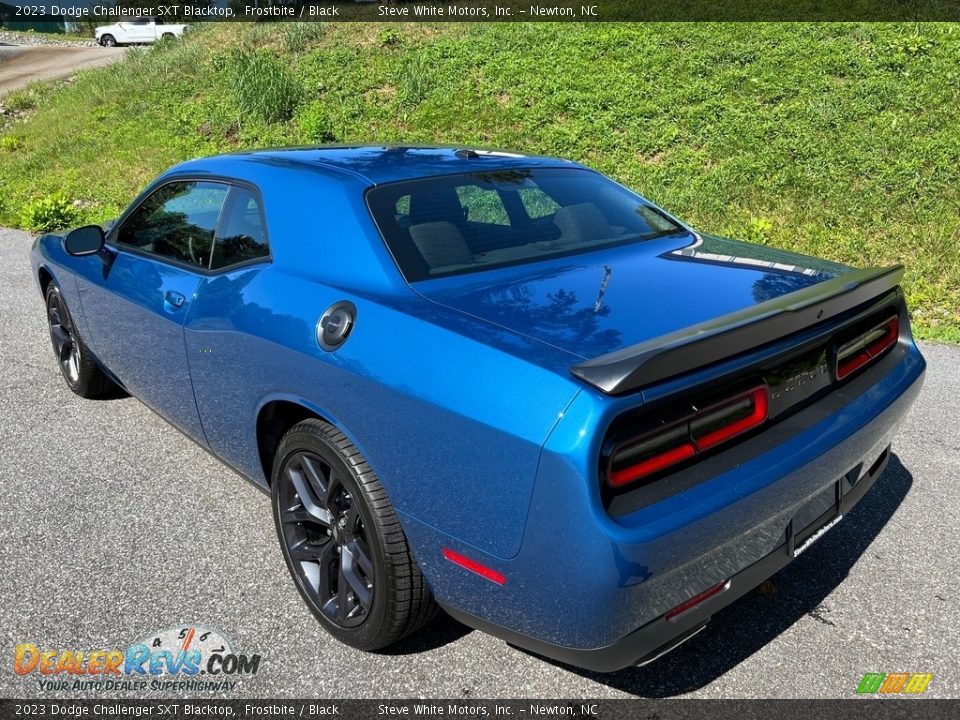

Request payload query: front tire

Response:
[45,283,114,399]
[271,419,436,650]
[100,34,116,47]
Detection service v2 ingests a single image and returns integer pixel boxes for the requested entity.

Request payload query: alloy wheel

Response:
[47,293,80,385]
[278,451,375,628]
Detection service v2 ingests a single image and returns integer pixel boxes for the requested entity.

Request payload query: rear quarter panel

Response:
[184,165,583,559]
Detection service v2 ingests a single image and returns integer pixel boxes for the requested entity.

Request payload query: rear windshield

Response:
[366,168,684,282]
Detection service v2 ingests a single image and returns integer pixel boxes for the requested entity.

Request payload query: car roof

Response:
[174,145,584,186]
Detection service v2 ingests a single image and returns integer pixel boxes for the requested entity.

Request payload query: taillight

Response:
[608,385,768,488]
[835,315,899,380]
[692,386,768,450]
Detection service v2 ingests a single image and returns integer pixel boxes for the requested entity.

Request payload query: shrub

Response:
[19,194,78,232]
[0,135,24,152]
[378,28,402,47]
[745,216,774,244]
[226,50,302,125]
[297,101,337,142]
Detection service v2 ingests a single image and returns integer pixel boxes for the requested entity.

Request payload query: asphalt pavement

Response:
[0,227,957,698]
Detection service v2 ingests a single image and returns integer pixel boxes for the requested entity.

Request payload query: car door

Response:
[181,185,273,472]
[122,19,154,43]
[74,180,229,443]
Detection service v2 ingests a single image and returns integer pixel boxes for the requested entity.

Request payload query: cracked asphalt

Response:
[1,227,957,698]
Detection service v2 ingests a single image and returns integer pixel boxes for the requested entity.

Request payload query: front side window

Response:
[117,181,228,269]
[367,168,685,282]
[211,186,270,270]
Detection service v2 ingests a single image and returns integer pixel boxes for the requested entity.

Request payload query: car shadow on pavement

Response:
[88,384,130,401]
[532,453,914,697]
[379,611,474,655]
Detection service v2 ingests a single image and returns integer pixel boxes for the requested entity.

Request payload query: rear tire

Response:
[271,418,437,650]
[45,283,115,399]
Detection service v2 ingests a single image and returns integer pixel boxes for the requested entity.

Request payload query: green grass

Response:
[0,22,957,341]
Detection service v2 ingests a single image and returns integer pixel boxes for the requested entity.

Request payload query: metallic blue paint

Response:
[415,232,852,358]
[76,251,208,440]
[30,146,925,664]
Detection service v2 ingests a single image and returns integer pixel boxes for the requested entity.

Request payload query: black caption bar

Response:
[1,700,958,720]
[2,0,960,22]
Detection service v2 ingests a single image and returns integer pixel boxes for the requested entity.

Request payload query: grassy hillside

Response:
[1,22,957,341]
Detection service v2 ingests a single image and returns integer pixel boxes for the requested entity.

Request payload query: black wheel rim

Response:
[47,293,80,385]
[278,451,375,628]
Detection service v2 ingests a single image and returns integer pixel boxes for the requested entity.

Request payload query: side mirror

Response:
[63,225,105,257]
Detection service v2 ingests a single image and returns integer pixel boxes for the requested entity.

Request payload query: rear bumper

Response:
[441,439,894,672]
[405,341,924,672]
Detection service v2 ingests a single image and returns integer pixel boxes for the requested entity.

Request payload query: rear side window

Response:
[211,186,270,270]
[367,168,685,282]
[117,181,228,269]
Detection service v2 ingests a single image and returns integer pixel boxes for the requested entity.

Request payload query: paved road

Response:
[0,227,957,699]
[0,46,125,96]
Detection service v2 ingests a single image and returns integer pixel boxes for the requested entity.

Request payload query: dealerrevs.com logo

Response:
[13,625,261,693]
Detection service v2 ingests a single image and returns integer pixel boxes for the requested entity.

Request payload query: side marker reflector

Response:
[665,579,730,621]
[442,548,506,585]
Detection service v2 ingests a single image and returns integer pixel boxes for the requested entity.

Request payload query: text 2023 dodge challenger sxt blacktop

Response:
[31,146,924,671]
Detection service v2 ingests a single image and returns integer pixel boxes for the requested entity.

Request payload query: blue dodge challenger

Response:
[31,146,925,671]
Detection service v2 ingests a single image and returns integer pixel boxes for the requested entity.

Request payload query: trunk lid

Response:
[415,232,853,361]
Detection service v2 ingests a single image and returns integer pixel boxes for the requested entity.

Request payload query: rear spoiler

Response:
[570,265,905,395]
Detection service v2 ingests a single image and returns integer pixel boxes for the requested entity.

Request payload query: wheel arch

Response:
[38,265,55,298]
[255,396,380,491]
[256,399,323,484]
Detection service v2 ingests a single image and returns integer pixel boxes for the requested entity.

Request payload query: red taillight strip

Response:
[609,442,696,487]
[442,548,506,585]
[836,315,899,380]
[608,385,768,488]
[696,386,768,450]
[665,579,730,621]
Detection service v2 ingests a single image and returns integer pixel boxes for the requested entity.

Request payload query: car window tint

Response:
[367,168,686,282]
[117,181,228,269]
[456,185,510,225]
[211,186,270,270]
[518,187,561,219]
